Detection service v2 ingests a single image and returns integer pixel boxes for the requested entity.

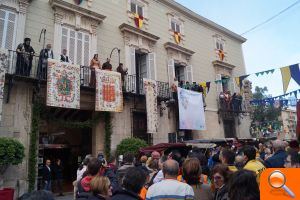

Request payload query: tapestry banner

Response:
[0,49,8,121]
[46,59,80,109]
[95,70,123,112]
[178,87,206,130]
[144,78,158,134]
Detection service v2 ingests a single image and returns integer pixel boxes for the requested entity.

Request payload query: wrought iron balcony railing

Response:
[5,50,171,99]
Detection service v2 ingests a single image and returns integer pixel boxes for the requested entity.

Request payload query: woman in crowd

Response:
[88,175,112,200]
[211,164,231,200]
[182,158,213,200]
[285,149,300,168]
[90,54,101,87]
[228,170,260,200]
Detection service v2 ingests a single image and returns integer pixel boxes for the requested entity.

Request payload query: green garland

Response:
[28,100,41,192]
[49,114,101,129]
[104,112,112,159]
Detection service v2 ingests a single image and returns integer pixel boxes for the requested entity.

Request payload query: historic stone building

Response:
[0,0,250,195]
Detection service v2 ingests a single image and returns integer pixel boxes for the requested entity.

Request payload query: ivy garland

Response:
[104,112,112,159]
[28,100,41,192]
[49,114,101,129]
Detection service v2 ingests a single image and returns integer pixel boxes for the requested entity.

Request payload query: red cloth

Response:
[80,176,93,192]
[297,101,300,141]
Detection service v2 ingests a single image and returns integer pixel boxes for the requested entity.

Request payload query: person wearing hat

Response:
[16,38,35,76]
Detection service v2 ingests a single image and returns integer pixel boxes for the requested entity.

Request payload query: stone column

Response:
[53,12,64,59]
[90,24,98,55]
[92,115,105,156]
[15,0,29,45]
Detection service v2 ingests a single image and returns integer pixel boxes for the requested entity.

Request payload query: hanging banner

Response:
[95,70,123,112]
[0,49,8,121]
[134,13,144,29]
[47,59,80,109]
[144,78,158,134]
[178,87,206,130]
[174,32,181,44]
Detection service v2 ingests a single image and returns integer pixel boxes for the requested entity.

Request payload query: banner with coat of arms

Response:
[0,49,8,121]
[178,87,206,130]
[174,32,181,44]
[144,78,158,134]
[134,13,144,29]
[95,70,123,112]
[47,59,80,109]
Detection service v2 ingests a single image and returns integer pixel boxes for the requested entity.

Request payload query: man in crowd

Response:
[116,63,128,81]
[265,139,287,168]
[38,44,53,79]
[60,49,71,63]
[16,38,35,76]
[242,145,266,183]
[219,149,238,172]
[43,159,52,191]
[112,167,147,200]
[102,58,113,71]
[146,160,194,200]
[153,155,168,184]
[117,153,135,185]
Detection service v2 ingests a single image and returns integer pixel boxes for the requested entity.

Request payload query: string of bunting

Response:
[250,89,300,106]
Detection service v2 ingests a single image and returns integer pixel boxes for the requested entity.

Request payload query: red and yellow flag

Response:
[134,13,144,29]
[218,49,225,61]
[174,32,181,44]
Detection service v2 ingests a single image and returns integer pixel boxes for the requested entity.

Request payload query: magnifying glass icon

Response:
[268,170,295,198]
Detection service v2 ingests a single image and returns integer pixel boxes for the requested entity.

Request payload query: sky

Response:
[175,0,300,97]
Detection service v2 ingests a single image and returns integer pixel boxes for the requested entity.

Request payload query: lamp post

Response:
[109,47,121,65]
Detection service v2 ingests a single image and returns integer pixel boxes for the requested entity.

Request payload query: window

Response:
[0,9,17,50]
[175,64,185,82]
[130,2,143,16]
[171,20,181,33]
[216,39,225,51]
[61,27,90,66]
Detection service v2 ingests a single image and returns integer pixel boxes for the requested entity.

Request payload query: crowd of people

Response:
[18,138,300,200]
[219,91,243,112]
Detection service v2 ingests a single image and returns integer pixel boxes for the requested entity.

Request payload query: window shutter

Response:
[61,27,68,54]
[83,34,90,66]
[0,18,4,48]
[69,30,76,63]
[5,12,16,50]
[147,53,156,80]
[129,47,136,75]
[216,74,223,93]
[185,65,193,83]
[76,32,83,65]
[168,59,175,86]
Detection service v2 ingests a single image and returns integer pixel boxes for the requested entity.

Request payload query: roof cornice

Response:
[158,0,247,43]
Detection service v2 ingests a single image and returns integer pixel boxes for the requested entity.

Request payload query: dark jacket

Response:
[87,194,107,200]
[105,165,120,193]
[214,185,228,200]
[42,166,51,181]
[53,164,63,180]
[60,55,69,62]
[265,150,287,168]
[111,189,141,200]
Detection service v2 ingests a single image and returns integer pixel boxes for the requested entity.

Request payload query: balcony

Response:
[5,50,171,100]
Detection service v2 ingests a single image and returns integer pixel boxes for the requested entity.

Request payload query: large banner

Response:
[0,49,8,121]
[178,87,206,130]
[47,59,80,109]
[144,78,158,134]
[95,70,123,112]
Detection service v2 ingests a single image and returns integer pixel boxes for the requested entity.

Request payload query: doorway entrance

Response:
[135,51,147,94]
[132,111,152,144]
[174,64,185,82]
[223,120,236,138]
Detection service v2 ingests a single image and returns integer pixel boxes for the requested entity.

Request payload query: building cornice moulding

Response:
[119,23,160,42]
[158,0,247,43]
[212,60,236,70]
[49,0,106,23]
[164,42,194,56]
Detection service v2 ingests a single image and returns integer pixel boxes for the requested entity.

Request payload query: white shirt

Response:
[76,165,87,182]
[153,170,164,183]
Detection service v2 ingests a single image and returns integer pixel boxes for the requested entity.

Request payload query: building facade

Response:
[281,109,297,140]
[0,0,250,194]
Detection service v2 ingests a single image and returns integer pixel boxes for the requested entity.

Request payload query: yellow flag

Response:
[280,66,291,94]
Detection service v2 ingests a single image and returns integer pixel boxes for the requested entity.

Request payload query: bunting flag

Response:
[95,70,123,112]
[206,82,211,93]
[236,75,249,90]
[290,64,300,85]
[280,66,292,94]
[255,69,275,77]
[0,48,8,121]
[47,59,80,109]
[144,79,158,134]
[174,32,181,44]
[134,13,144,29]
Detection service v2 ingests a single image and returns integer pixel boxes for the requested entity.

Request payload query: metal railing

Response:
[6,50,171,99]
